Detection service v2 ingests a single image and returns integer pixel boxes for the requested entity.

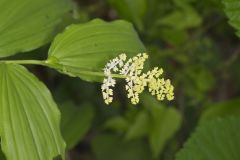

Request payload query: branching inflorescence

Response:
[101,53,174,105]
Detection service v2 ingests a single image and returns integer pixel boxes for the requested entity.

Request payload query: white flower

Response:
[101,53,174,105]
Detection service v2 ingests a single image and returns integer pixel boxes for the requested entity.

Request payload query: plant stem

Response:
[76,70,126,79]
[2,59,49,67]
[0,59,126,79]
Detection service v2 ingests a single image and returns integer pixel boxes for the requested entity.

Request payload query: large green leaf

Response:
[223,0,240,37]
[60,102,94,149]
[176,117,240,160]
[0,63,65,160]
[0,0,71,58]
[47,19,145,81]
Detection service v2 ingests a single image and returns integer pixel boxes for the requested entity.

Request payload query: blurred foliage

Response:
[62,0,239,159]
[60,102,94,149]
[1,0,239,159]
[91,134,153,160]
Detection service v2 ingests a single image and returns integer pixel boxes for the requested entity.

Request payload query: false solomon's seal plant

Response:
[0,0,173,159]
[101,53,174,105]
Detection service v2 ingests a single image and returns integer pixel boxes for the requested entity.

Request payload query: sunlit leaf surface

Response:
[0,63,65,160]
[48,19,145,81]
[0,0,71,57]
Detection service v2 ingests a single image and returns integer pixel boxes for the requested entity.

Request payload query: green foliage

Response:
[176,117,240,160]
[223,0,240,37]
[0,63,65,160]
[0,0,240,159]
[0,0,71,57]
[103,116,129,133]
[143,94,182,158]
[125,111,149,140]
[102,94,182,158]
[107,0,147,30]
[156,1,202,30]
[60,102,94,149]
[47,19,146,81]
[0,0,147,158]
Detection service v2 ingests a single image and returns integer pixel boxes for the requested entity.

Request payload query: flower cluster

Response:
[101,53,174,105]
[101,54,126,104]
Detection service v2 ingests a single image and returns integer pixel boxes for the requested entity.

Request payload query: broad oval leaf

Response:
[47,19,146,81]
[223,0,240,37]
[0,63,65,160]
[176,117,240,160]
[0,0,71,57]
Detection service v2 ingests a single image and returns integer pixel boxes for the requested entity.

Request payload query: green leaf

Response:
[143,94,182,158]
[200,98,240,122]
[223,0,240,37]
[176,117,240,160]
[91,134,153,160]
[47,19,145,82]
[60,102,94,149]
[0,0,71,58]
[107,0,147,30]
[0,63,65,160]
[125,111,150,140]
